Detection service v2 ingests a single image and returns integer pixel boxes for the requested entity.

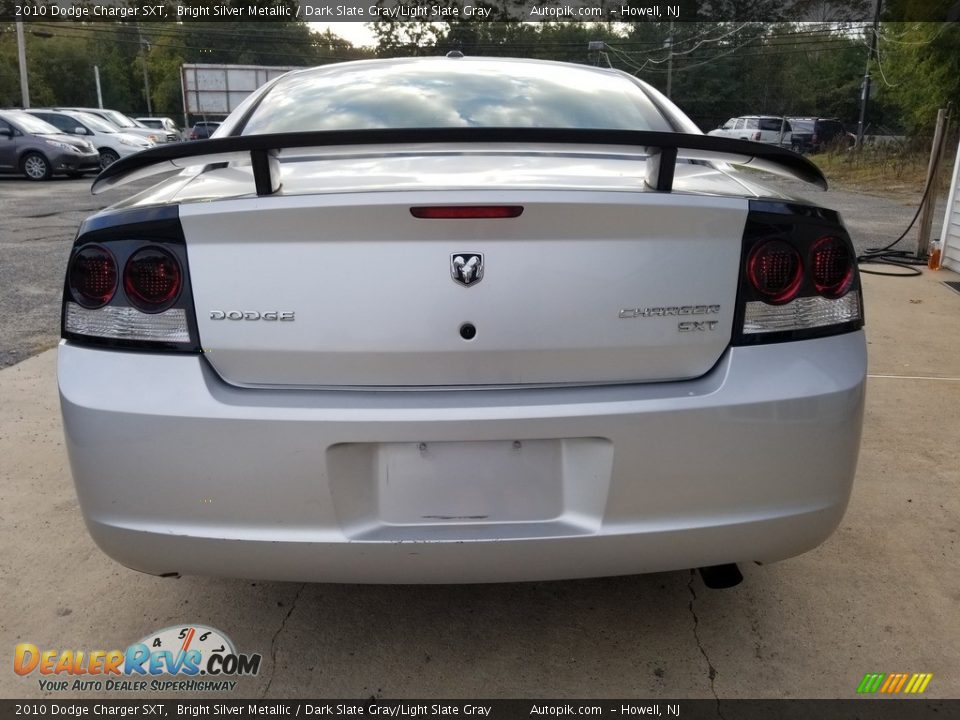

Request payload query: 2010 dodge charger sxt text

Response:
[58,56,866,584]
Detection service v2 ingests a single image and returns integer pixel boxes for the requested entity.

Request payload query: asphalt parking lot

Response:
[0,171,957,701]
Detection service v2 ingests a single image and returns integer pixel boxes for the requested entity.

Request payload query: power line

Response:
[607,35,858,76]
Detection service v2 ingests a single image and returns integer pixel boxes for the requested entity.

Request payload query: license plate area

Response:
[380,440,562,525]
[327,438,612,541]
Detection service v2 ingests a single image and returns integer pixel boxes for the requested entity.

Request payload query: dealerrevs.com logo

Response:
[14,625,261,693]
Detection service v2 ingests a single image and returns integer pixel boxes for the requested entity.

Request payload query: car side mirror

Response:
[0,128,11,138]
[74,127,88,135]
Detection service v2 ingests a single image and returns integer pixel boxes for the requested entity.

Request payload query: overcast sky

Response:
[310,22,379,48]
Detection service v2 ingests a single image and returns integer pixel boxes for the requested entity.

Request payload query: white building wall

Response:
[940,137,960,272]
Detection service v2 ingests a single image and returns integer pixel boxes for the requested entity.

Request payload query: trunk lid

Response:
[179,156,748,388]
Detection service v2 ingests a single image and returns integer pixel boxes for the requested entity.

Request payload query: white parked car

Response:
[59,57,865,586]
[708,115,792,146]
[27,109,152,168]
[60,107,178,144]
[136,116,184,141]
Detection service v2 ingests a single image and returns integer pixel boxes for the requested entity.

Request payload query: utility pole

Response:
[15,21,30,108]
[856,0,882,146]
[916,107,951,259]
[94,66,104,109]
[137,23,153,115]
[666,21,674,99]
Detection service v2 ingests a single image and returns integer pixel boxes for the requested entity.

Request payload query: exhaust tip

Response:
[698,563,743,589]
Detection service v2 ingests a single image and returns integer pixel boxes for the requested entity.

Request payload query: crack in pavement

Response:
[260,583,306,698]
[688,571,725,720]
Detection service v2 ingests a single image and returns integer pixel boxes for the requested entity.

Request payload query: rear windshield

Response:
[241,59,672,135]
[791,120,815,132]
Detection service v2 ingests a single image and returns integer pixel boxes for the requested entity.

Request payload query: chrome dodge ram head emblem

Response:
[451,253,483,287]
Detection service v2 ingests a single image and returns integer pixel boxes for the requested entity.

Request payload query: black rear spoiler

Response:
[91,127,827,196]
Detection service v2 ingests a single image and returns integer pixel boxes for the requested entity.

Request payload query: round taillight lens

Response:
[811,236,854,298]
[69,245,117,309]
[123,247,182,312]
[747,240,804,304]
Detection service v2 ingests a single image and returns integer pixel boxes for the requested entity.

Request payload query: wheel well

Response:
[19,149,51,166]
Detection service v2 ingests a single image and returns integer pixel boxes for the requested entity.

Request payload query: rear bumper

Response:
[59,331,866,583]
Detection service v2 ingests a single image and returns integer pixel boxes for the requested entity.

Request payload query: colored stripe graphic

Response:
[893,673,909,693]
[905,674,934,694]
[880,674,898,693]
[857,674,886,693]
[857,672,933,694]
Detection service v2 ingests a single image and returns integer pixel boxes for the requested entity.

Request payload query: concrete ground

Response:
[1,267,958,700]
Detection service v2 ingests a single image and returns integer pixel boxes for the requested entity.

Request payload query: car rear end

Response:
[756,116,791,145]
[813,119,849,152]
[788,118,816,153]
[58,58,866,583]
[188,122,220,140]
[133,118,179,143]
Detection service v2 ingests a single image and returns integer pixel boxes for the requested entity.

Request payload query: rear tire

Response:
[21,152,52,181]
[99,149,120,169]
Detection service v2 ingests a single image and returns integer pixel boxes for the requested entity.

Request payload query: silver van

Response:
[0,109,100,180]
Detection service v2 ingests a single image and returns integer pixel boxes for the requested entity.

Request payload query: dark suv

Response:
[188,121,221,141]
[787,118,851,154]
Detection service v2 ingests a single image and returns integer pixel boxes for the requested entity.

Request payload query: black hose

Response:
[856,147,942,277]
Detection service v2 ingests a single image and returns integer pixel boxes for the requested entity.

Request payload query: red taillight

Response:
[69,245,117,309]
[123,246,182,312]
[410,206,523,219]
[753,131,762,141]
[810,236,854,298]
[747,240,804,304]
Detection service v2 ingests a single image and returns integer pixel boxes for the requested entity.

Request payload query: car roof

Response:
[280,54,638,79]
[29,109,80,116]
[30,109,105,124]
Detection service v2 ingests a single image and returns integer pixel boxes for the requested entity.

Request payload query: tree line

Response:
[0,14,956,134]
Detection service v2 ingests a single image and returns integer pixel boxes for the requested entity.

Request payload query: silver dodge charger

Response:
[59,56,866,585]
